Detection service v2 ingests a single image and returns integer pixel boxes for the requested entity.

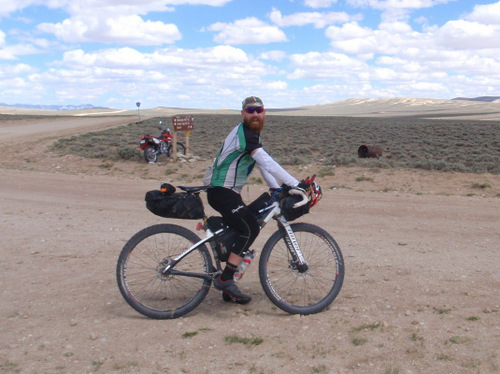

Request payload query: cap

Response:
[242,96,264,109]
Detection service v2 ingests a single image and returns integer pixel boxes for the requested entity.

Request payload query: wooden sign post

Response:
[172,116,194,162]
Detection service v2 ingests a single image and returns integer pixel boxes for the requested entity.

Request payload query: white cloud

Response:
[0,42,43,60]
[304,0,339,9]
[325,22,380,55]
[107,16,181,45]
[61,48,143,67]
[0,1,39,19]
[323,10,500,88]
[38,15,181,45]
[0,62,36,76]
[266,80,288,90]
[207,17,287,45]
[0,62,41,101]
[164,0,231,4]
[60,45,250,70]
[1,20,60,60]
[288,51,367,80]
[407,81,447,92]
[3,0,234,50]
[346,0,454,21]
[0,0,232,18]
[63,0,173,17]
[288,0,500,104]
[435,19,500,50]
[2,0,500,108]
[269,8,359,28]
[428,1,500,50]
[259,50,287,62]
[467,1,500,24]
[346,0,452,10]
[30,43,297,108]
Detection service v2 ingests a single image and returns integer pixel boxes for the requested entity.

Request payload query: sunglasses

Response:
[245,107,264,114]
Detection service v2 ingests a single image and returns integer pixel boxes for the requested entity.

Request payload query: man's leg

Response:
[207,187,260,304]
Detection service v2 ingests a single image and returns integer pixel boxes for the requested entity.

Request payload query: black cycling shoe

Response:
[213,276,252,305]
[222,291,251,305]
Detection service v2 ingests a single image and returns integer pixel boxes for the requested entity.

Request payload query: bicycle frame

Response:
[161,189,309,279]
[160,229,216,280]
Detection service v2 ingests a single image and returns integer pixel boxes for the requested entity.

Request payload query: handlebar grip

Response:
[289,188,309,208]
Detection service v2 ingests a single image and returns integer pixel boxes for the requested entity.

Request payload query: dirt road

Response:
[0,116,499,374]
[0,115,137,142]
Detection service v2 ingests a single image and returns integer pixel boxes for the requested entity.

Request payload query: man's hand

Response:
[297,180,313,195]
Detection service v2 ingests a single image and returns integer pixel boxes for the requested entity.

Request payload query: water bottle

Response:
[234,250,255,281]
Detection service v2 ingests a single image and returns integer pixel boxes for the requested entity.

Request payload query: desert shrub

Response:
[50,114,500,174]
[318,166,335,177]
[325,154,358,167]
[118,147,142,160]
[280,156,308,165]
[368,159,392,169]
[486,163,500,174]
[471,183,491,189]
[87,151,107,159]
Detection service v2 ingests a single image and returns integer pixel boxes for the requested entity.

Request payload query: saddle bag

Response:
[145,186,204,220]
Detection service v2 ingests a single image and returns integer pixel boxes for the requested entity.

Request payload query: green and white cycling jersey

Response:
[205,122,298,193]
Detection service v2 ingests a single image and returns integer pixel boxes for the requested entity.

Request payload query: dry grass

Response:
[50,114,500,174]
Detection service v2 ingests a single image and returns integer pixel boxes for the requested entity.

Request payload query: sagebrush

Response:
[50,115,500,174]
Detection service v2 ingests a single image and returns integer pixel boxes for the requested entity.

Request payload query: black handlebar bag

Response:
[280,194,309,221]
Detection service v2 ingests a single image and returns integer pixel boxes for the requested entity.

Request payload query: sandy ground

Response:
[0,115,499,374]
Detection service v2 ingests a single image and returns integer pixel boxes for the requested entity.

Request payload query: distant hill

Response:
[2,97,500,120]
[452,96,500,102]
[0,103,105,111]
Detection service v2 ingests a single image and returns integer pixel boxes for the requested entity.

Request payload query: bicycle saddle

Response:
[178,185,211,193]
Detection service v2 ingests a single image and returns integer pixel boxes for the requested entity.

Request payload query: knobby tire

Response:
[116,224,213,319]
[144,146,158,163]
[258,223,344,315]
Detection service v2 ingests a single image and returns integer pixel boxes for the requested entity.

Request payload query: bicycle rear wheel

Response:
[259,223,344,315]
[117,224,213,319]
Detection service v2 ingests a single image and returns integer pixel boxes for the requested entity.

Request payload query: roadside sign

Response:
[172,116,194,131]
[171,116,194,162]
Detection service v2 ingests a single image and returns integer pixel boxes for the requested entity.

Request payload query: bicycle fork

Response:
[279,220,309,273]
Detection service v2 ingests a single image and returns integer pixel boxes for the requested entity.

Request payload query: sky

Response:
[0,0,499,110]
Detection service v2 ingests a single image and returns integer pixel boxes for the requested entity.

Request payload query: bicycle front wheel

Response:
[259,223,344,315]
[117,224,213,319]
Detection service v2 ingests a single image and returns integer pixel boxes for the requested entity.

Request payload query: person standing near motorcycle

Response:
[204,96,305,304]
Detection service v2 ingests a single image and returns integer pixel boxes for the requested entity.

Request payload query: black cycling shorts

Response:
[207,187,260,256]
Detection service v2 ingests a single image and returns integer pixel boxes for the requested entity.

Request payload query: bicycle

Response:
[116,182,344,319]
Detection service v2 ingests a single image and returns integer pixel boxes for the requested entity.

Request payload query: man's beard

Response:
[244,117,264,134]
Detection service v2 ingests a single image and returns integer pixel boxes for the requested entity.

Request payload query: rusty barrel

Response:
[358,145,383,158]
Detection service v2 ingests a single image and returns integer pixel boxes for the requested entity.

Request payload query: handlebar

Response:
[288,187,309,208]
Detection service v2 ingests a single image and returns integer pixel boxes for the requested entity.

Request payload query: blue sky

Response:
[0,0,499,109]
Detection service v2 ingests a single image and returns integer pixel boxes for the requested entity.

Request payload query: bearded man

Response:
[205,96,301,304]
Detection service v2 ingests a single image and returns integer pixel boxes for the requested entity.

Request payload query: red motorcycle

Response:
[139,122,186,163]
